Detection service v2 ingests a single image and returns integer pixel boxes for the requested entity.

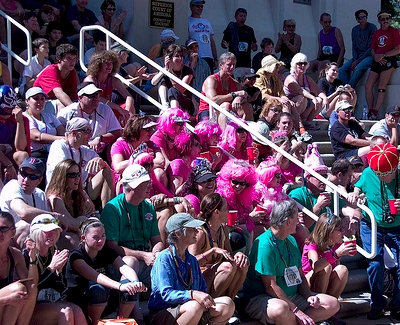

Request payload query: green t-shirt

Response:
[100,194,159,251]
[244,229,301,299]
[355,167,400,228]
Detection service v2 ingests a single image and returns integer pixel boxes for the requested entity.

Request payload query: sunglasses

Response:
[270,108,282,114]
[358,16,367,20]
[275,173,282,178]
[236,128,247,134]
[341,108,353,113]
[106,7,116,11]
[334,227,344,233]
[19,169,41,180]
[231,179,248,187]
[286,24,295,28]
[66,171,81,179]
[32,218,60,226]
[84,92,99,98]
[0,226,15,233]
[296,62,307,66]
[380,17,391,21]
[193,4,203,8]
[78,128,93,134]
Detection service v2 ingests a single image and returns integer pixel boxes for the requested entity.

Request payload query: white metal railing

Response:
[78,25,376,259]
[0,10,32,81]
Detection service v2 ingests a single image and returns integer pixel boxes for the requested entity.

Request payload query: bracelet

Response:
[119,283,122,291]
[332,250,339,260]
[174,197,180,205]
[293,306,299,314]
[29,258,38,265]
[131,279,139,283]
[5,163,13,169]
[201,253,207,261]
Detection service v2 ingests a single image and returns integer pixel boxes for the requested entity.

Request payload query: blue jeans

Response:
[338,56,374,88]
[360,220,400,311]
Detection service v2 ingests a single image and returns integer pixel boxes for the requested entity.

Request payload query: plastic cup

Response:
[209,146,220,155]
[199,151,211,161]
[255,204,267,212]
[344,238,357,256]
[247,147,256,160]
[388,199,398,215]
[227,210,238,226]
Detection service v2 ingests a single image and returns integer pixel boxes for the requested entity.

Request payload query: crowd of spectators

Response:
[2,2,400,325]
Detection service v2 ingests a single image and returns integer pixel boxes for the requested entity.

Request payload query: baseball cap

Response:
[77,82,102,96]
[172,116,190,123]
[25,87,48,100]
[66,117,91,134]
[165,213,205,234]
[194,167,216,183]
[122,164,150,189]
[236,68,259,80]
[30,214,62,233]
[20,157,45,176]
[386,105,400,115]
[348,155,364,167]
[160,29,179,40]
[190,0,205,5]
[335,100,353,111]
[185,38,198,47]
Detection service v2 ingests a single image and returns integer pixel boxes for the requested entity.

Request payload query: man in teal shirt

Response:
[244,200,339,325]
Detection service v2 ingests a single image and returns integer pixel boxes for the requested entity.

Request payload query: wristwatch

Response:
[231,92,237,99]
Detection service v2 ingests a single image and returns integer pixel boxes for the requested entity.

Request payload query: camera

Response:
[383,210,396,224]
[342,86,348,91]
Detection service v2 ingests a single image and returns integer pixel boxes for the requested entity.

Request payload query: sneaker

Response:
[367,308,384,320]
[228,315,241,325]
[303,120,320,130]
[368,110,378,120]
[301,131,313,142]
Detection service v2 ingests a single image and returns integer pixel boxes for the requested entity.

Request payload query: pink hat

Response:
[304,143,328,178]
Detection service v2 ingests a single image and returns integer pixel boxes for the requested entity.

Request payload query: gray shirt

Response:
[351,22,377,61]
[369,118,400,143]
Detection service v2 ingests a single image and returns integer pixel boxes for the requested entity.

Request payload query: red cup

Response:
[255,204,267,212]
[199,151,211,161]
[344,239,357,256]
[247,147,256,160]
[388,199,398,215]
[227,210,238,226]
[209,146,220,155]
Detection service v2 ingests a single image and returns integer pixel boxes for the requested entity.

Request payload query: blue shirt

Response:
[148,244,207,311]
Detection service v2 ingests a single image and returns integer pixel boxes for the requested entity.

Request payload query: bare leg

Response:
[217,102,233,131]
[13,151,29,166]
[208,296,235,325]
[240,102,254,121]
[176,300,204,325]
[156,207,172,247]
[203,261,236,298]
[304,293,340,322]
[327,265,348,298]
[308,263,332,294]
[87,304,106,325]
[118,303,135,319]
[365,71,379,110]
[0,282,27,325]
[158,82,169,106]
[374,68,394,113]
[265,298,296,325]
[87,167,115,208]
[225,264,248,300]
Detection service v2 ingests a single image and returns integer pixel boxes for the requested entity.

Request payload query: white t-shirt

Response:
[57,102,122,140]
[23,112,62,152]
[188,16,214,59]
[21,55,51,88]
[0,179,49,223]
[46,139,99,185]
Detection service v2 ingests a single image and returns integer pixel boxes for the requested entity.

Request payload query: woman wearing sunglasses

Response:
[275,19,302,69]
[365,10,400,120]
[23,214,87,325]
[0,211,38,325]
[46,159,95,249]
[284,53,328,133]
[97,0,126,38]
[216,159,263,254]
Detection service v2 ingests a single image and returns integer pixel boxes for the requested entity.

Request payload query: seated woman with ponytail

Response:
[188,193,249,300]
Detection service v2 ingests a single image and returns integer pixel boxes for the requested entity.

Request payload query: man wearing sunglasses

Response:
[338,9,377,88]
[46,117,115,208]
[0,157,55,248]
[370,105,400,147]
[330,100,372,159]
[58,82,121,153]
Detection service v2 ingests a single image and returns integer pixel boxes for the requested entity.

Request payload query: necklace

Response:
[168,245,193,289]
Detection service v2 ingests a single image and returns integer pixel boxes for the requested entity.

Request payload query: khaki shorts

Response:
[150,305,210,325]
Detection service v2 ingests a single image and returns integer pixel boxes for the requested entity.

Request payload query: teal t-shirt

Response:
[244,229,302,299]
[100,194,159,251]
[355,167,400,228]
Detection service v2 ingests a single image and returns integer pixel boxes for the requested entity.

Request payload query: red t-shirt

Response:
[33,64,78,101]
[371,26,400,54]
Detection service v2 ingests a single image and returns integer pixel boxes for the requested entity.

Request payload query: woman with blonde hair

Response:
[84,50,134,125]
[275,19,302,69]
[46,159,95,249]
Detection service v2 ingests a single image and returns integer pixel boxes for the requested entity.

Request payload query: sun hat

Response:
[303,143,328,178]
[259,55,284,74]
[368,143,399,177]
[122,164,150,189]
[165,213,205,234]
[30,214,62,233]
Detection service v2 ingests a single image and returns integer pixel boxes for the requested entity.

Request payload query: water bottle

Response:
[362,105,368,120]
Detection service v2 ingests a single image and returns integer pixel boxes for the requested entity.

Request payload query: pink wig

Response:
[216,159,257,210]
[194,120,222,148]
[174,132,200,156]
[256,158,281,186]
[219,121,253,152]
[157,107,189,137]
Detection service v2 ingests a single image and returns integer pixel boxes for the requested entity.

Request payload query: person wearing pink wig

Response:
[194,120,223,169]
[216,159,264,253]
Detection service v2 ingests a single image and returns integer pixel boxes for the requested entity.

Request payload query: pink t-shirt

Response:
[150,130,180,161]
[302,242,340,275]
[167,159,191,182]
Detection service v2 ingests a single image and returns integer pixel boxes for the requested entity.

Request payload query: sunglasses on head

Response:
[0,226,15,233]
[231,179,248,187]
[236,128,247,134]
[19,169,41,180]
[84,92,100,98]
[33,218,60,226]
[66,171,81,179]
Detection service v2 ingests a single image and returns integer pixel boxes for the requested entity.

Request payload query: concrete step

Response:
[321,153,336,167]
